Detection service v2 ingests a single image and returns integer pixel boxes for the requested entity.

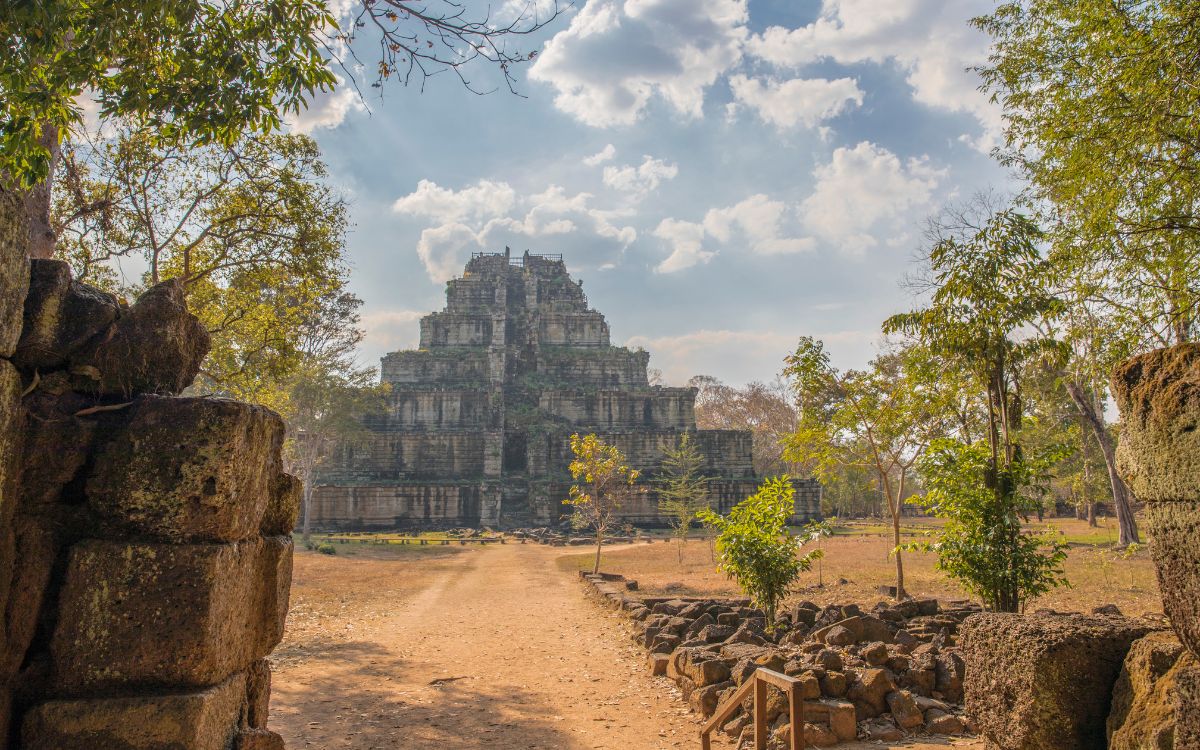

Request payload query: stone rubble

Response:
[581,572,979,747]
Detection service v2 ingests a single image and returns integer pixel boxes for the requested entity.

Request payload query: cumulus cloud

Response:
[394,179,637,281]
[392,179,517,224]
[747,0,1000,148]
[602,155,679,195]
[654,194,813,273]
[582,143,617,166]
[361,308,425,353]
[728,75,863,129]
[286,80,366,134]
[799,141,945,255]
[528,0,748,126]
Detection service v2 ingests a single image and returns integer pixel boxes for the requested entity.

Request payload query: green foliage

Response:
[657,433,709,558]
[976,2,1200,346]
[54,128,349,411]
[0,0,335,187]
[316,542,337,556]
[698,476,821,628]
[911,439,1069,612]
[564,433,639,574]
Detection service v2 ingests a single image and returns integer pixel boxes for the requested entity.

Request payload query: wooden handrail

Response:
[700,667,805,750]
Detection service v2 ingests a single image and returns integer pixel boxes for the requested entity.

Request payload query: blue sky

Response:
[293,0,1011,385]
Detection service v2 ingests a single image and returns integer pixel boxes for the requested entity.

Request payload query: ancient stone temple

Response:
[309,250,821,530]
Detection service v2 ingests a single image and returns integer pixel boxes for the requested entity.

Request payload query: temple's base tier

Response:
[310,251,822,530]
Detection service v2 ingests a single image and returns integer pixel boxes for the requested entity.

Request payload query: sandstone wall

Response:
[538,388,694,430]
[534,347,650,388]
[380,350,490,386]
[0,197,297,749]
[537,311,610,347]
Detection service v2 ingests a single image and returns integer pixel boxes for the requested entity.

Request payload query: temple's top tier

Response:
[394,250,617,359]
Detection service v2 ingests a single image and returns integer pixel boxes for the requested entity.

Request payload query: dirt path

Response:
[270,543,982,750]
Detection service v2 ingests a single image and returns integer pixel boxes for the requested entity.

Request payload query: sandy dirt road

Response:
[270,542,982,750]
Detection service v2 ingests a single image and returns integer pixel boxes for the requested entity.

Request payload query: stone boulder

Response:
[1112,344,1200,663]
[69,278,209,397]
[13,259,120,372]
[960,612,1158,750]
[1108,631,1196,750]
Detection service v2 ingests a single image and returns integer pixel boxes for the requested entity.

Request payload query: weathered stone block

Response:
[86,396,284,543]
[1112,344,1200,659]
[22,671,246,750]
[802,699,857,742]
[0,190,30,357]
[234,728,286,750]
[13,259,120,372]
[69,278,209,397]
[263,472,301,536]
[1174,660,1200,750]
[50,536,292,693]
[1108,631,1194,750]
[245,659,272,729]
[960,613,1157,750]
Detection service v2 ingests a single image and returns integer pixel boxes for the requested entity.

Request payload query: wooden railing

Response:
[700,667,804,750]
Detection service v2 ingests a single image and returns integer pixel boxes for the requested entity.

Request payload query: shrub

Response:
[316,542,337,556]
[698,476,821,629]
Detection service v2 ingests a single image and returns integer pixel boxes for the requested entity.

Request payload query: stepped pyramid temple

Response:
[309,250,821,529]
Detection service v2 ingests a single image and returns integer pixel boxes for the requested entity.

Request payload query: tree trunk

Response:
[301,475,313,542]
[20,122,60,259]
[1063,379,1140,545]
[593,530,603,575]
[1087,502,1097,527]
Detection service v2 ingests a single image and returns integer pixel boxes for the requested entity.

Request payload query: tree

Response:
[802,517,835,588]
[2,0,563,255]
[884,208,1070,612]
[783,338,948,600]
[698,476,822,629]
[564,434,640,575]
[690,375,802,475]
[657,433,709,562]
[53,127,349,410]
[913,439,1069,612]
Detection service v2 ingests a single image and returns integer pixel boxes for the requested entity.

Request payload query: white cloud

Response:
[415,223,483,283]
[747,0,1000,148]
[397,180,637,281]
[285,72,366,134]
[728,75,863,129]
[799,141,945,255]
[602,155,679,195]
[654,194,813,273]
[583,143,617,166]
[392,179,517,224]
[528,0,748,127]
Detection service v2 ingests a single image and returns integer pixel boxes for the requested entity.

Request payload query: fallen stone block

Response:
[960,612,1158,750]
[50,536,292,693]
[69,278,210,397]
[21,670,246,750]
[86,396,285,543]
[802,699,856,742]
[234,728,286,750]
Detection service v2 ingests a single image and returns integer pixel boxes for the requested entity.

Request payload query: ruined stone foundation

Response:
[0,204,298,750]
[310,250,821,530]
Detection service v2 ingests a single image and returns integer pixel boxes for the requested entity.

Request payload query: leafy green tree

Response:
[2,0,563,255]
[783,339,948,600]
[802,517,835,588]
[913,439,1069,612]
[698,476,822,629]
[657,433,709,562]
[564,434,640,575]
[885,208,1070,612]
[53,128,348,411]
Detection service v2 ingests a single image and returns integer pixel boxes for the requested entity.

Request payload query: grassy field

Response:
[557,516,1164,617]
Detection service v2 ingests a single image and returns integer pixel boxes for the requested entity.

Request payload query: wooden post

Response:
[788,681,804,750]
[754,678,768,750]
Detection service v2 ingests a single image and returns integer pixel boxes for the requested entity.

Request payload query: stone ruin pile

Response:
[583,573,980,747]
[0,193,298,750]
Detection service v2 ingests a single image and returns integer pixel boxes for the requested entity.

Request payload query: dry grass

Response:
[558,516,1163,617]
